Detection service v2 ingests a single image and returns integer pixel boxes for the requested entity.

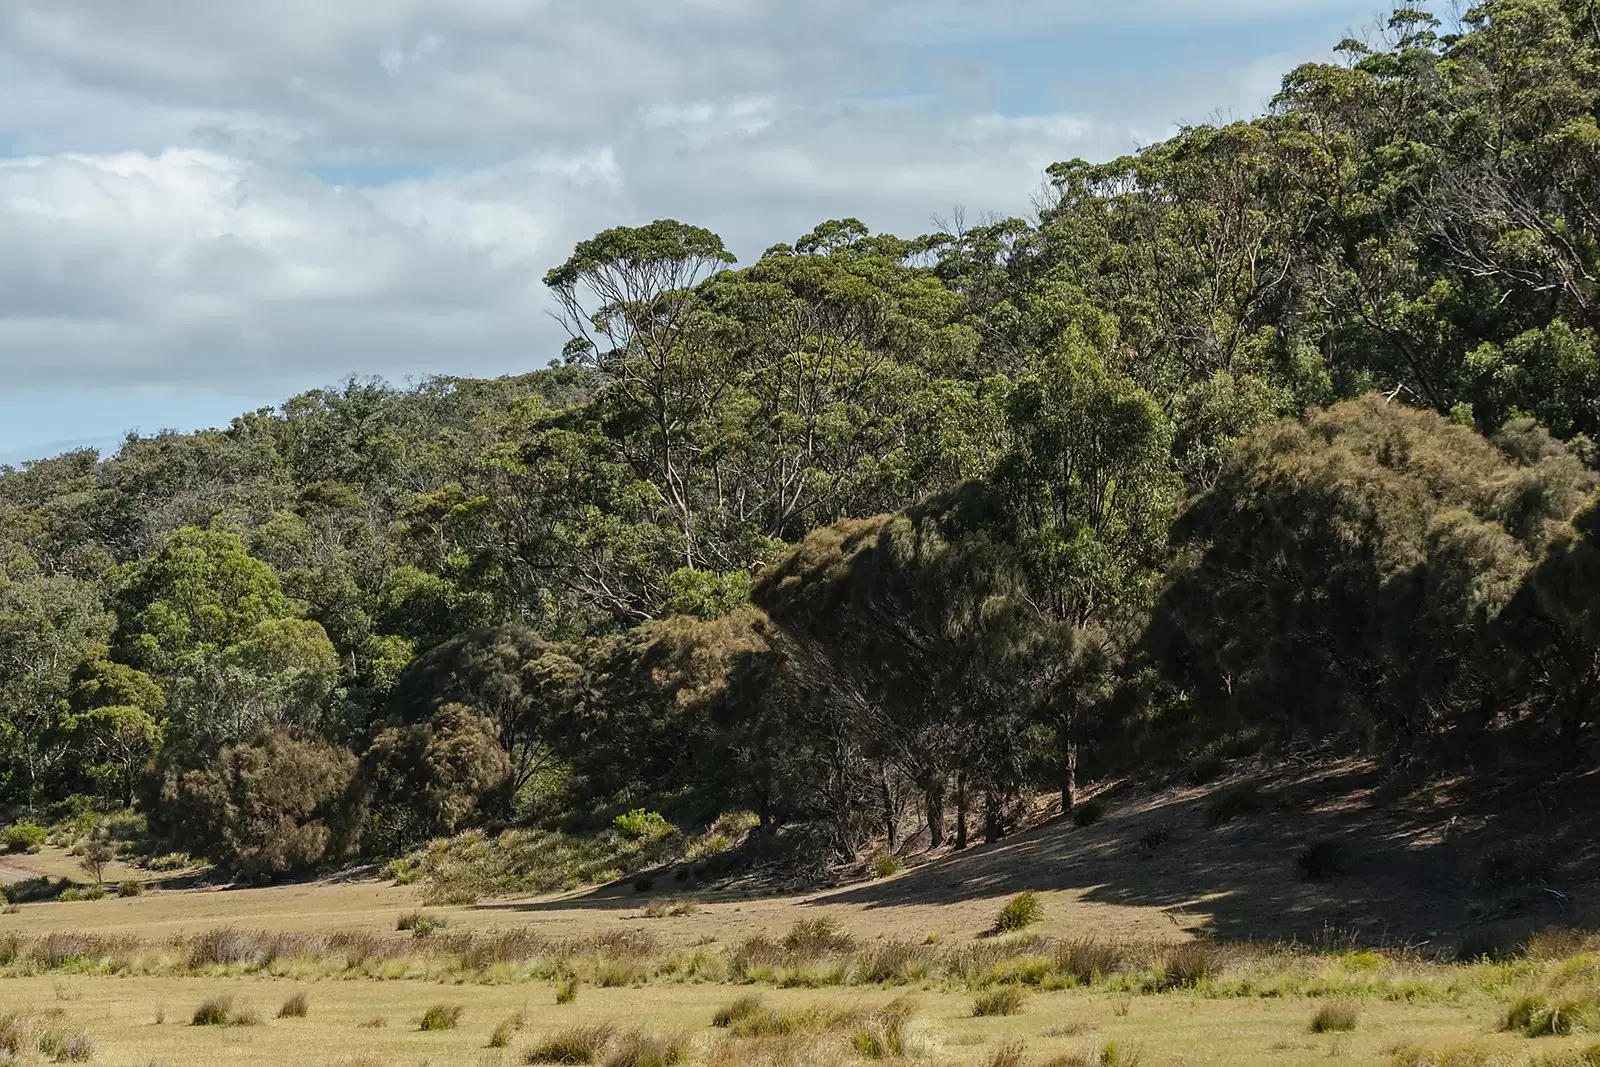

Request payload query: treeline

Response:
[3,1,1600,875]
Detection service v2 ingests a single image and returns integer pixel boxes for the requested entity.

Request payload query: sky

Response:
[0,1,1398,465]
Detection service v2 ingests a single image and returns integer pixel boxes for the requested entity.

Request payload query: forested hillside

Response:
[3,2,1600,879]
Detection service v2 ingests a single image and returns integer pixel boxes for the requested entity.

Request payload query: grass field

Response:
[3,763,1597,1067]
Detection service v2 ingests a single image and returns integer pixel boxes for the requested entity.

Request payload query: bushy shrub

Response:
[116,881,142,898]
[613,810,676,842]
[871,855,902,878]
[360,704,511,853]
[995,891,1044,933]
[1203,784,1263,825]
[2,823,47,853]
[150,729,360,879]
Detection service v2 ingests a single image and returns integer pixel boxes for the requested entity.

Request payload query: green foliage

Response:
[995,892,1045,933]
[2,822,46,853]
[527,1023,615,1062]
[612,810,676,842]
[973,987,1028,1016]
[360,703,511,852]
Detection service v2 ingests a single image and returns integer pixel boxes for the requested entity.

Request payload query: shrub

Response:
[360,703,512,852]
[1072,800,1107,827]
[146,852,191,871]
[604,1030,691,1067]
[1505,992,1600,1037]
[613,810,676,842]
[1184,753,1226,786]
[2,822,47,853]
[417,1004,463,1031]
[782,917,855,957]
[1203,784,1263,824]
[187,927,266,968]
[995,891,1044,933]
[1475,846,1554,890]
[150,729,360,879]
[277,991,310,1019]
[1054,939,1126,984]
[526,1024,616,1063]
[973,987,1028,1017]
[871,855,902,878]
[556,977,580,1004]
[633,875,654,893]
[1310,1001,1360,1033]
[116,880,142,898]
[1295,838,1352,881]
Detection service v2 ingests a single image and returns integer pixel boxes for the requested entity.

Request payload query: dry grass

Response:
[526,1023,617,1063]
[1310,1000,1360,1033]
[277,990,310,1019]
[973,987,1028,1017]
[417,1003,463,1031]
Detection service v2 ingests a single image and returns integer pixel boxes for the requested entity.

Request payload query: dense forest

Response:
[4,2,1600,878]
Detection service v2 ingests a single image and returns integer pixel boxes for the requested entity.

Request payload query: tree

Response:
[361,703,511,851]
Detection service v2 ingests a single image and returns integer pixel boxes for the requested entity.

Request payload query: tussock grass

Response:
[1391,1040,1521,1067]
[987,1043,1028,1067]
[604,1029,692,1067]
[416,1003,463,1031]
[557,977,580,1004]
[995,892,1044,933]
[973,987,1028,1016]
[1531,1045,1600,1067]
[277,990,310,1019]
[38,1027,94,1062]
[1309,1000,1360,1032]
[191,995,235,1026]
[525,1023,616,1063]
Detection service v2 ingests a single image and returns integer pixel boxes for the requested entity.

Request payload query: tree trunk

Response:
[954,772,969,851]
[984,788,1001,844]
[923,778,945,850]
[879,762,898,853]
[1059,731,1078,815]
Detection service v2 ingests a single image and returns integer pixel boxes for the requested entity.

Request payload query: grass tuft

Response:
[1310,1000,1360,1033]
[417,1003,463,1031]
[277,991,310,1019]
[995,891,1044,933]
[973,987,1028,1017]
[1295,838,1352,881]
[988,1043,1028,1067]
[556,977,580,1004]
[604,1029,692,1067]
[525,1023,617,1063]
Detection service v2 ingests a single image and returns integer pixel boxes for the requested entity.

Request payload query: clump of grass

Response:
[357,1017,387,1029]
[38,1028,94,1063]
[116,881,142,898]
[277,991,310,1019]
[1531,1045,1600,1067]
[0,1011,28,1057]
[872,855,903,878]
[1310,1001,1360,1033]
[712,995,766,1029]
[1045,1023,1090,1038]
[1203,783,1263,824]
[1295,837,1352,881]
[604,1029,692,1067]
[851,997,923,1059]
[1072,799,1107,827]
[973,987,1028,1017]
[191,995,235,1026]
[396,911,446,937]
[489,1010,525,1048]
[782,917,854,958]
[525,1023,616,1063]
[1054,939,1125,984]
[994,891,1044,933]
[1505,992,1600,1037]
[1138,827,1170,850]
[1475,845,1554,890]
[417,1004,463,1031]
[988,1043,1028,1067]
[1391,1041,1521,1067]
[1102,1039,1144,1067]
[1161,941,1216,988]
[556,977,580,1004]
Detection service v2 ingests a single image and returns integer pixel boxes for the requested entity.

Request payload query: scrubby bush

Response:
[871,855,902,878]
[1202,784,1263,824]
[995,891,1044,933]
[116,881,142,898]
[360,703,511,853]
[151,729,360,879]
[613,810,676,842]
[556,977,580,1004]
[38,1027,94,1063]
[396,911,445,937]
[2,823,47,853]
[277,991,310,1019]
[191,995,236,1026]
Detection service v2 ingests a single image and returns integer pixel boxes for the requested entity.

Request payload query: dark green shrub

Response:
[360,704,511,853]
[995,892,1044,933]
[1295,838,1352,881]
[1184,753,1226,786]
[1071,800,1107,827]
